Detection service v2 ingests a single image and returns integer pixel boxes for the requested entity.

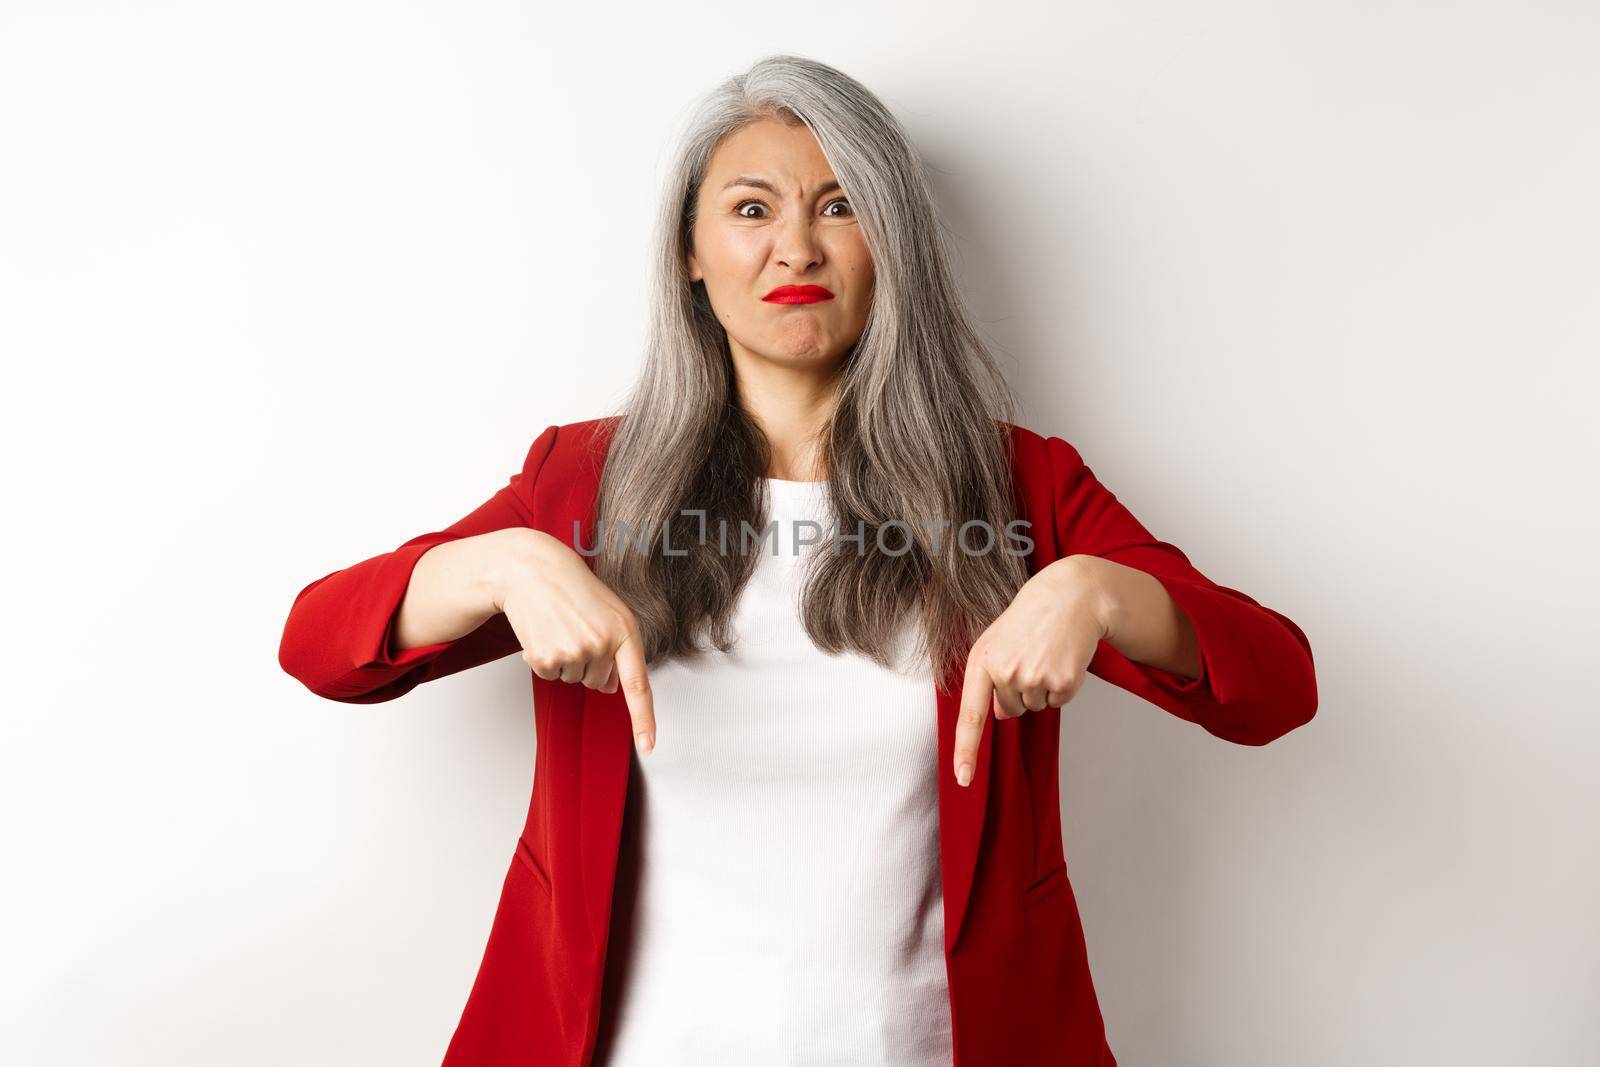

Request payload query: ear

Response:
[686,249,701,283]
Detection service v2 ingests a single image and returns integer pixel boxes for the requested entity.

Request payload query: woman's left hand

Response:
[951,555,1113,787]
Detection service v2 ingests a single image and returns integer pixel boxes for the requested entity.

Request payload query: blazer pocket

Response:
[1022,860,1068,911]
[515,835,554,898]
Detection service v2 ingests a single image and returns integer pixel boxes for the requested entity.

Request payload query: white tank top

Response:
[596,477,953,1066]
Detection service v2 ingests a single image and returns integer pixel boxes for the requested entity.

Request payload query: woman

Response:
[278,54,1317,1067]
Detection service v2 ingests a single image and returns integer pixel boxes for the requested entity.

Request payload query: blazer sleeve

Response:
[277,424,560,704]
[1048,435,1318,746]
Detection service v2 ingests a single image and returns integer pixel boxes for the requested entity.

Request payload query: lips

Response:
[763,284,835,304]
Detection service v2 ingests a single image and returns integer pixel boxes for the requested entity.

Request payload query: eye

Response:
[734,199,769,219]
[823,197,854,217]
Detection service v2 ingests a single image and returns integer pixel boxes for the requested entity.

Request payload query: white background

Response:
[3,2,1596,1064]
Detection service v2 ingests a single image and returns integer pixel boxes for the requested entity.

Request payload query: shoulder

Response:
[514,415,621,487]
[548,415,622,455]
[518,416,621,458]
[999,420,1087,481]
[555,414,623,439]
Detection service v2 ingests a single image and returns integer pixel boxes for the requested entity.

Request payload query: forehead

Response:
[703,117,837,191]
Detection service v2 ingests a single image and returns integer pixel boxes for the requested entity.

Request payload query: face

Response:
[687,117,875,379]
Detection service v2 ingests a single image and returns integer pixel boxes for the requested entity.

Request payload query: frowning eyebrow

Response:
[721,176,843,198]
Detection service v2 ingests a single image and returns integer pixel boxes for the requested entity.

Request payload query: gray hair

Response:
[589,52,1029,687]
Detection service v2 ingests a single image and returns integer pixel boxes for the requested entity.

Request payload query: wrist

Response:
[1046,554,1121,642]
[471,527,553,613]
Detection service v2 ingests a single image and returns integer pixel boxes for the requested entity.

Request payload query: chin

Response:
[775,344,841,366]
[771,327,837,361]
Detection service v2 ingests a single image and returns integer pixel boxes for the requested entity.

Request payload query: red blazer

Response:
[278,416,1317,1066]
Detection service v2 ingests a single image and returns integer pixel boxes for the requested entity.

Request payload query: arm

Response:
[1048,435,1318,746]
[276,424,559,704]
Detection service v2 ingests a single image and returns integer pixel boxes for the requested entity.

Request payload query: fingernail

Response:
[956,762,972,787]
[636,731,654,754]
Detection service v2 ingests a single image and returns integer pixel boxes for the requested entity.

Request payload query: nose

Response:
[772,212,823,273]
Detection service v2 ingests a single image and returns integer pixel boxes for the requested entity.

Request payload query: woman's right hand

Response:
[392,527,656,751]
[484,528,657,753]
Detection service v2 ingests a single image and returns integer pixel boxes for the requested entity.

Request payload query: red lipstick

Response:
[763,284,834,304]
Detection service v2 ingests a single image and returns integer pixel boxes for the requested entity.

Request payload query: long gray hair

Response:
[589,53,1029,689]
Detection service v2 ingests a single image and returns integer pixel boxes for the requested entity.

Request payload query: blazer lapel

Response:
[935,654,993,955]
[578,687,634,950]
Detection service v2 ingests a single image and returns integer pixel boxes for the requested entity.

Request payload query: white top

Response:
[597,477,953,1066]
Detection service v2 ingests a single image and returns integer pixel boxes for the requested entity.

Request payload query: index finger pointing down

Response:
[953,659,994,787]
[613,629,655,754]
